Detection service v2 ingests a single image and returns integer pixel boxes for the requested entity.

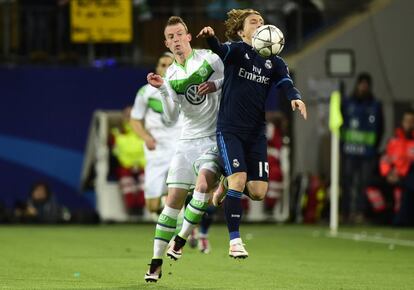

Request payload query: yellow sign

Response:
[71,0,132,43]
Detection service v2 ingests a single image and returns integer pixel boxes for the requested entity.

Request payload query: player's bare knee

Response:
[228,173,247,192]
[248,190,266,201]
[165,199,183,209]
[195,171,209,192]
[195,180,208,193]
[197,168,218,192]
[229,179,246,192]
[246,181,268,200]
[165,188,188,209]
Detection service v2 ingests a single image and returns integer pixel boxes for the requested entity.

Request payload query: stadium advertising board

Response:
[71,0,132,43]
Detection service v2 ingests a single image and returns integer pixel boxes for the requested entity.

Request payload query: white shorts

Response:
[144,146,175,199]
[193,145,222,186]
[166,136,216,190]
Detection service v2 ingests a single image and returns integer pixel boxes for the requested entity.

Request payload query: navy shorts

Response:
[216,131,269,182]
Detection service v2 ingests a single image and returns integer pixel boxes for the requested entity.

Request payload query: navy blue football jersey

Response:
[207,36,301,134]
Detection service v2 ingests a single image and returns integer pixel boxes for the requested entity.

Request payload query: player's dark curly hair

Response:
[165,16,189,33]
[224,9,261,41]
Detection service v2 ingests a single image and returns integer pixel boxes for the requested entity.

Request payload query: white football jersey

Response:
[131,83,182,145]
[163,49,223,140]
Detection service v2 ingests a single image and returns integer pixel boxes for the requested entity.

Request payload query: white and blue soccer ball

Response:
[252,25,285,58]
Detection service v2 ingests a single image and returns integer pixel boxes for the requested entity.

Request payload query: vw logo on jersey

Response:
[198,67,208,77]
[232,159,240,168]
[185,84,206,105]
[265,60,272,69]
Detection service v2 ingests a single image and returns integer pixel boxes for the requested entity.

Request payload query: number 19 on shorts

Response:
[259,161,269,178]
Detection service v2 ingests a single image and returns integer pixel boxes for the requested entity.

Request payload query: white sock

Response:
[199,232,208,239]
[162,205,180,217]
[178,220,196,240]
[230,237,242,246]
[193,191,210,203]
[153,239,168,259]
[153,206,180,258]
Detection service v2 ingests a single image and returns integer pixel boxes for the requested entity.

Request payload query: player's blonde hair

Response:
[165,16,189,33]
[224,9,261,41]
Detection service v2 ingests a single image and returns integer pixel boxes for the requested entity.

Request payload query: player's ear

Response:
[237,30,244,38]
[187,33,192,42]
[164,39,169,49]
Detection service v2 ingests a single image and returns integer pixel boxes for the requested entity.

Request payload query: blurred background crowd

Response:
[2,0,332,66]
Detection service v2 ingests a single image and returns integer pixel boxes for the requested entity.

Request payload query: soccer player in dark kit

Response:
[197,8,307,258]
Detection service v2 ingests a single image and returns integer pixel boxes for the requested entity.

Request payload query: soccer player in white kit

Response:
[130,52,181,221]
[144,16,223,282]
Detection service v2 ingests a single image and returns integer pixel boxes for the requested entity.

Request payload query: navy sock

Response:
[199,206,216,235]
[224,189,243,240]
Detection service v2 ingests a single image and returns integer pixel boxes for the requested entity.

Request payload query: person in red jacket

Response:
[264,112,286,217]
[380,109,414,226]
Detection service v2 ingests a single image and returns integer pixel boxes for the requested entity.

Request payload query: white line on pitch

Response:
[324,231,414,247]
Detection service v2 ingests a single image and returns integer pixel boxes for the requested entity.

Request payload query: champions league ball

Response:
[252,25,285,58]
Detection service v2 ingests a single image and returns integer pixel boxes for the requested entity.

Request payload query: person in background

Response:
[379,109,414,226]
[110,107,146,216]
[340,72,384,224]
[130,52,181,221]
[264,112,287,216]
[14,182,66,223]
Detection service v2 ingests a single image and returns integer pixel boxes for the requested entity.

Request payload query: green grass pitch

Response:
[1,224,414,289]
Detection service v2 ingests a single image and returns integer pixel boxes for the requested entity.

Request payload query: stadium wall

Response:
[0,67,149,210]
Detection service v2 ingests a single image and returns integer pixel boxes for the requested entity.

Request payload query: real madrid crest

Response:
[265,60,272,69]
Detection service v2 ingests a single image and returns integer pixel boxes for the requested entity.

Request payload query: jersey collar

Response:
[174,49,195,73]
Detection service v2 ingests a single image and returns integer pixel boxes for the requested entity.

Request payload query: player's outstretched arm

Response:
[157,80,180,124]
[197,26,230,60]
[291,100,307,120]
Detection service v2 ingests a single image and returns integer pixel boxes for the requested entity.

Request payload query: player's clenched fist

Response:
[197,26,215,38]
[147,72,164,88]
[291,99,307,120]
